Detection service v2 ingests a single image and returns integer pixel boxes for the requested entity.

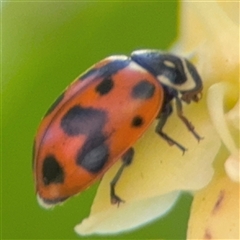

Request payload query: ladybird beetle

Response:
[33,49,203,208]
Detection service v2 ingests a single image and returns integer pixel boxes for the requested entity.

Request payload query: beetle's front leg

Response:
[155,104,187,154]
[175,96,203,142]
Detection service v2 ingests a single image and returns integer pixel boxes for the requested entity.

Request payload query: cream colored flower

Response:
[75,1,239,238]
[174,2,239,239]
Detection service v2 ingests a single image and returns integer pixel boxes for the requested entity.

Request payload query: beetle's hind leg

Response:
[110,148,134,206]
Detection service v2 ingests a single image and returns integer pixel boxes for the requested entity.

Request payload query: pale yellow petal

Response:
[75,191,179,236]
[187,172,240,239]
[207,82,239,155]
[174,1,239,88]
[225,152,240,183]
[226,100,240,130]
[217,1,240,24]
[207,82,239,182]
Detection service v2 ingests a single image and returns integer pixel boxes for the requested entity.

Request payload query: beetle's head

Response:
[131,50,203,104]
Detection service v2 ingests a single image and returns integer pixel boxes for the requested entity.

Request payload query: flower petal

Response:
[75,191,180,235]
[174,1,239,88]
[207,82,239,155]
[207,82,239,182]
[225,152,240,183]
[187,172,240,239]
[226,100,240,130]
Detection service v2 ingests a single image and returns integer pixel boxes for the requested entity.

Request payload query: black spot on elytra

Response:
[95,77,114,95]
[44,92,65,117]
[79,59,130,81]
[76,134,109,173]
[61,106,107,136]
[42,155,64,185]
[131,80,155,99]
[131,116,144,127]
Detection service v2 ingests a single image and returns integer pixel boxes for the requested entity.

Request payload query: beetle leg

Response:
[155,104,187,154]
[175,97,203,141]
[110,148,134,205]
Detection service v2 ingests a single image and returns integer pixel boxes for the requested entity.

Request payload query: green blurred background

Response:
[2,1,193,239]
